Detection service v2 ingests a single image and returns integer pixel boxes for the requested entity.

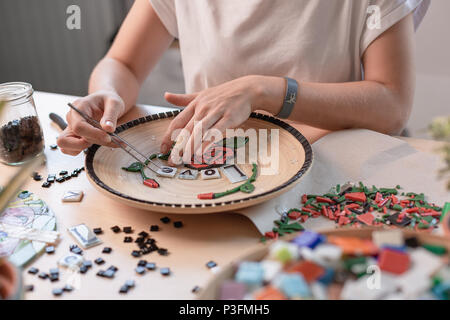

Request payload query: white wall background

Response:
[409,0,450,138]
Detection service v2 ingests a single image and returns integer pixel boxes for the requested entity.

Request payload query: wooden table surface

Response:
[1,91,443,300]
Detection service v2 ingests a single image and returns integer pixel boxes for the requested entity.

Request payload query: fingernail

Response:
[104,121,114,131]
[161,144,168,154]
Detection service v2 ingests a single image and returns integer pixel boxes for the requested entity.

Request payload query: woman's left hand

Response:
[160,75,284,165]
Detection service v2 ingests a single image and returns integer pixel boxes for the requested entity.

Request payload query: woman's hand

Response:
[57,91,125,155]
[160,75,285,165]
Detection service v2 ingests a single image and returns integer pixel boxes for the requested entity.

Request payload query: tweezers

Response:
[67,103,161,174]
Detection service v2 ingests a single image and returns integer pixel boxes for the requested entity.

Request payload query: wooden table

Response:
[1,91,443,300]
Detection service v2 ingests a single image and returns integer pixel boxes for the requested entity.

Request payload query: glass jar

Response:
[0,82,44,166]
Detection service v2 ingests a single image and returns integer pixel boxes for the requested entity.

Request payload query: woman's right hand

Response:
[57,91,125,155]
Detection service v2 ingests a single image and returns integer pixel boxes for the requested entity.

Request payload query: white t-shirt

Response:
[150,0,427,94]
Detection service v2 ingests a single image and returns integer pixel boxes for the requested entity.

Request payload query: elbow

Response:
[370,84,414,136]
[379,99,412,136]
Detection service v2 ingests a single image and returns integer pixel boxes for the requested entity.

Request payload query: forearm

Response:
[295,81,412,135]
[252,76,412,135]
[88,57,140,115]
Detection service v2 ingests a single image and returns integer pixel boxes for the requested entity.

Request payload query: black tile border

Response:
[85,112,313,209]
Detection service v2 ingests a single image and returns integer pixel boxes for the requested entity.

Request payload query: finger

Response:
[60,148,83,156]
[167,118,195,166]
[84,137,119,149]
[164,92,197,107]
[199,131,225,159]
[181,120,204,165]
[70,120,112,145]
[160,105,195,154]
[177,106,219,164]
[67,98,112,144]
[100,98,123,133]
[57,134,91,150]
[198,117,236,166]
[207,117,235,136]
[204,117,237,149]
[185,112,223,162]
[57,127,91,149]
[168,129,190,166]
[67,99,95,122]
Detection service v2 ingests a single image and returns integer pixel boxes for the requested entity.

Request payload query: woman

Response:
[58,0,428,163]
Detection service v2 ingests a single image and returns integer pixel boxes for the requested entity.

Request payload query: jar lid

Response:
[0,82,33,104]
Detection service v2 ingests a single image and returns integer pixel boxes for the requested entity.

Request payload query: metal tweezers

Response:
[67,103,161,174]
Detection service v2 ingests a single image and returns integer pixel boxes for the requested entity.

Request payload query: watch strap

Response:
[276,77,298,119]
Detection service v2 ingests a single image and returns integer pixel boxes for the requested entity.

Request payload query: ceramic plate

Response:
[85,111,312,214]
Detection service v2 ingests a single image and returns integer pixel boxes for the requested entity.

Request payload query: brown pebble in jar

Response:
[0,115,44,164]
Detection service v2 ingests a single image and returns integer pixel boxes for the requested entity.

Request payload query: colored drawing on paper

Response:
[0,191,56,267]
